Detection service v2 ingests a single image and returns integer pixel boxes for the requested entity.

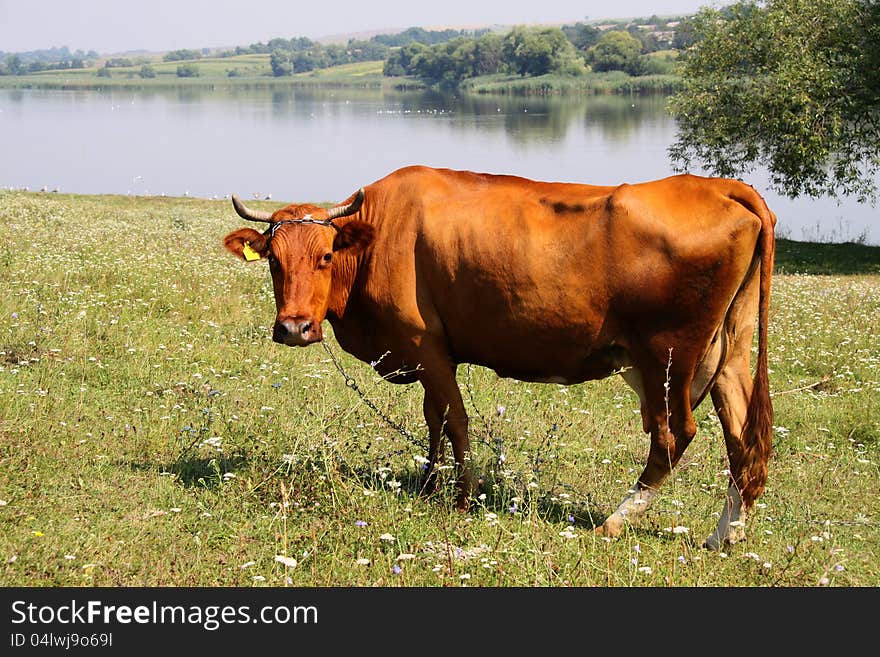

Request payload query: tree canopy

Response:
[668,0,880,203]
[586,31,643,74]
[384,27,589,85]
[502,27,586,77]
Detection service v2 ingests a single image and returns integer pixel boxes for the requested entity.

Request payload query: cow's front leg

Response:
[417,356,474,510]
[420,394,446,497]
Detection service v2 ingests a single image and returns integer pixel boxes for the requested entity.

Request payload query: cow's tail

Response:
[737,187,776,510]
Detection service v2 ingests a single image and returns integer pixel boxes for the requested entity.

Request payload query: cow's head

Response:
[223,189,374,346]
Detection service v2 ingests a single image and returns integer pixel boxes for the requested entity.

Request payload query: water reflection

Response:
[75,85,669,147]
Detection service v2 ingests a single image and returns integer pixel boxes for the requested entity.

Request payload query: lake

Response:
[1,85,876,244]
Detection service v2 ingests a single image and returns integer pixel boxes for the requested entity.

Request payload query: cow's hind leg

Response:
[703,341,755,550]
[700,269,766,550]
[598,361,698,538]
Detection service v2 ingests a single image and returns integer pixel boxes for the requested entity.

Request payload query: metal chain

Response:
[321,341,427,451]
[320,343,878,530]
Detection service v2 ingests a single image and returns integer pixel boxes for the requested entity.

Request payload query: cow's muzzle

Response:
[273,318,323,346]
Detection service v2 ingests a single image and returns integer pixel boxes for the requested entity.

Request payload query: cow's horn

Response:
[231,194,273,223]
[326,188,365,221]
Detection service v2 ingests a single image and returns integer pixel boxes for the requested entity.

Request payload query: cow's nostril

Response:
[273,318,320,346]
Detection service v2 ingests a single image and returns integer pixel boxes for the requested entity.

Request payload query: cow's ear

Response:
[333,221,375,254]
[224,228,268,262]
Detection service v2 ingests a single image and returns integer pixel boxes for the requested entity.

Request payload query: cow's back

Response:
[353,167,764,382]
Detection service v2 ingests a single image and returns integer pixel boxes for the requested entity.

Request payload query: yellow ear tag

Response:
[242,241,261,261]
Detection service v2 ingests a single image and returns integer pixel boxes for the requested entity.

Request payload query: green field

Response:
[0,56,388,90]
[0,55,676,94]
[1,191,878,586]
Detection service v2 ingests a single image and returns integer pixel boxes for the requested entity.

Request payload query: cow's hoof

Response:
[702,529,746,551]
[702,535,722,551]
[595,521,623,539]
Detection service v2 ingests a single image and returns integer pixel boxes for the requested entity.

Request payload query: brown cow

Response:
[223,165,775,549]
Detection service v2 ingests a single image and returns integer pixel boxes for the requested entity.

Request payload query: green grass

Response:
[1,58,678,95]
[460,71,683,95]
[1,190,878,587]
[0,56,386,90]
[775,238,880,275]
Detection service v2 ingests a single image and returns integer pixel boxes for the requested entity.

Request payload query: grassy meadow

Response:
[0,56,388,90]
[0,56,676,95]
[0,190,878,587]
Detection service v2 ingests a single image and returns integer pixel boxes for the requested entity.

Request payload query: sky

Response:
[0,0,713,55]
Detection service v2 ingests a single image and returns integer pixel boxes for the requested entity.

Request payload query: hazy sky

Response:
[0,0,713,54]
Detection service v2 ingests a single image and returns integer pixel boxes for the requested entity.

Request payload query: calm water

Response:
[1,86,876,244]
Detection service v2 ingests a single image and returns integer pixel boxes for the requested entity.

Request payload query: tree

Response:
[175,63,199,77]
[383,42,428,76]
[502,27,585,77]
[290,50,320,76]
[562,22,602,51]
[668,0,880,202]
[672,16,699,49]
[470,33,504,76]
[5,55,23,75]
[270,49,293,76]
[586,30,642,73]
[138,64,156,79]
[163,49,202,62]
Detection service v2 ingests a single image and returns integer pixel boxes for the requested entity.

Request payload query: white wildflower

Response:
[274,555,298,568]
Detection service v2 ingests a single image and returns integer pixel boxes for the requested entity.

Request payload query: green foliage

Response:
[383,42,428,77]
[502,27,586,77]
[561,22,602,51]
[775,239,880,275]
[228,35,389,75]
[0,55,386,90]
[672,16,699,49]
[461,70,681,95]
[95,67,111,78]
[104,57,134,68]
[644,52,678,75]
[138,64,156,79]
[0,46,96,75]
[163,49,202,62]
[586,31,643,73]
[270,49,293,77]
[669,0,880,203]
[176,63,200,78]
[3,55,23,75]
[393,28,585,86]
[391,35,507,85]
[373,26,490,47]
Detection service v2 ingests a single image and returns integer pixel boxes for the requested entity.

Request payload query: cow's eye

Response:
[322,253,333,264]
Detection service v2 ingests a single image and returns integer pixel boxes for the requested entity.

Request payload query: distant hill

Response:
[3,14,694,61]
[315,22,560,45]
[315,28,409,45]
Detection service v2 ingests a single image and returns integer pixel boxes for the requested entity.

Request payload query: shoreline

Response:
[2,188,877,254]
[0,67,680,96]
